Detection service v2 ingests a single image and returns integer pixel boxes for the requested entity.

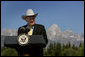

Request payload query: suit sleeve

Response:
[18,27,22,36]
[18,27,26,36]
[42,26,48,46]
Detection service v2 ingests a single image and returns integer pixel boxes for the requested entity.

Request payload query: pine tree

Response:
[55,42,62,56]
[65,42,71,49]
[47,42,54,56]
[75,46,78,50]
[68,42,71,48]
[72,44,75,49]
[79,42,83,47]
[62,43,65,51]
[43,48,48,56]
[76,43,84,56]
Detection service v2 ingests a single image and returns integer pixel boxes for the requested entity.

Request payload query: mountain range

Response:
[1,24,84,47]
[47,24,84,46]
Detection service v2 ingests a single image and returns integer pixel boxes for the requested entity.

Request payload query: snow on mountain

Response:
[47,24,84,46]
[1,29,18,48]
[47,24,61,41]
[1,29,17,36]
[1,24,84,47]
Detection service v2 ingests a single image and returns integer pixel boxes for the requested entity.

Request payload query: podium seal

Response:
[17,34,30,46]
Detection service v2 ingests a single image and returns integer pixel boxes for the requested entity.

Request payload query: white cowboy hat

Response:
[22,9,38,20]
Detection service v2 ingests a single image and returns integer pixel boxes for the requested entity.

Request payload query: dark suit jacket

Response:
[17,24,48,56]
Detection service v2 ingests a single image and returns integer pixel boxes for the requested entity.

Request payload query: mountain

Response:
[1,24,84,47]
[1,29,17,36]
[47,24,84,46]
[1,29,17,48]
[47,24,61,41]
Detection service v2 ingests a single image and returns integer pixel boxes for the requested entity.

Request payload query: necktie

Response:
[28,28,33,36]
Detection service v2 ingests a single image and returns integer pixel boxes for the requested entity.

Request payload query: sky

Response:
[1,1,84,34]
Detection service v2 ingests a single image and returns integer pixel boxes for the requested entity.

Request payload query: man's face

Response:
[26,17,35,26]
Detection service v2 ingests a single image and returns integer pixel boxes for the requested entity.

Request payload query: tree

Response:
[79,42,83,48]
[76,44,84,56]
[68,42,71,48]
[75,46,78,50]
[72,44,75,49]
[54,42,62,56]
[62,48,77,56]
[43,48,48,56]
[1,47,18,56]
[62,43,66,51]
[65,42,71,49]
[43,42,84,56]
[46,42,55,56]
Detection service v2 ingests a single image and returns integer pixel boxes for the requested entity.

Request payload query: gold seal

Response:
[17,34,30,46]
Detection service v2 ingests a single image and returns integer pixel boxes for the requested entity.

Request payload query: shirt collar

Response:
[27,24,34,29]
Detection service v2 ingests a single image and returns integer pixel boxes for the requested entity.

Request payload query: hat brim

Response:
[22,13,38,20]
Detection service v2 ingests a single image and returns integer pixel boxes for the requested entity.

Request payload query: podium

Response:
[4,35,46,48]
[4,35,46,56]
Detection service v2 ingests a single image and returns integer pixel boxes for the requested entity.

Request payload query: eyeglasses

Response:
[26,17,35,19]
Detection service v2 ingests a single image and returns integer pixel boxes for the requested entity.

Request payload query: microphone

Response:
[19,26,30,34]
[26,26,30,33]
[19,27,26,33]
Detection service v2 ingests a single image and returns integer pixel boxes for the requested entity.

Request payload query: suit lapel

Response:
[33,24,37,35]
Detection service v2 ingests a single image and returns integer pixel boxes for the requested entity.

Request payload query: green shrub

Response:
[61,48,77,56]
[1,47,18,56]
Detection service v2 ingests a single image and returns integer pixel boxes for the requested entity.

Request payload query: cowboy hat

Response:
[22,9,38,20]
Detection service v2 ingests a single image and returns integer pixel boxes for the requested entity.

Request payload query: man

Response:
[18,9,48,56]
